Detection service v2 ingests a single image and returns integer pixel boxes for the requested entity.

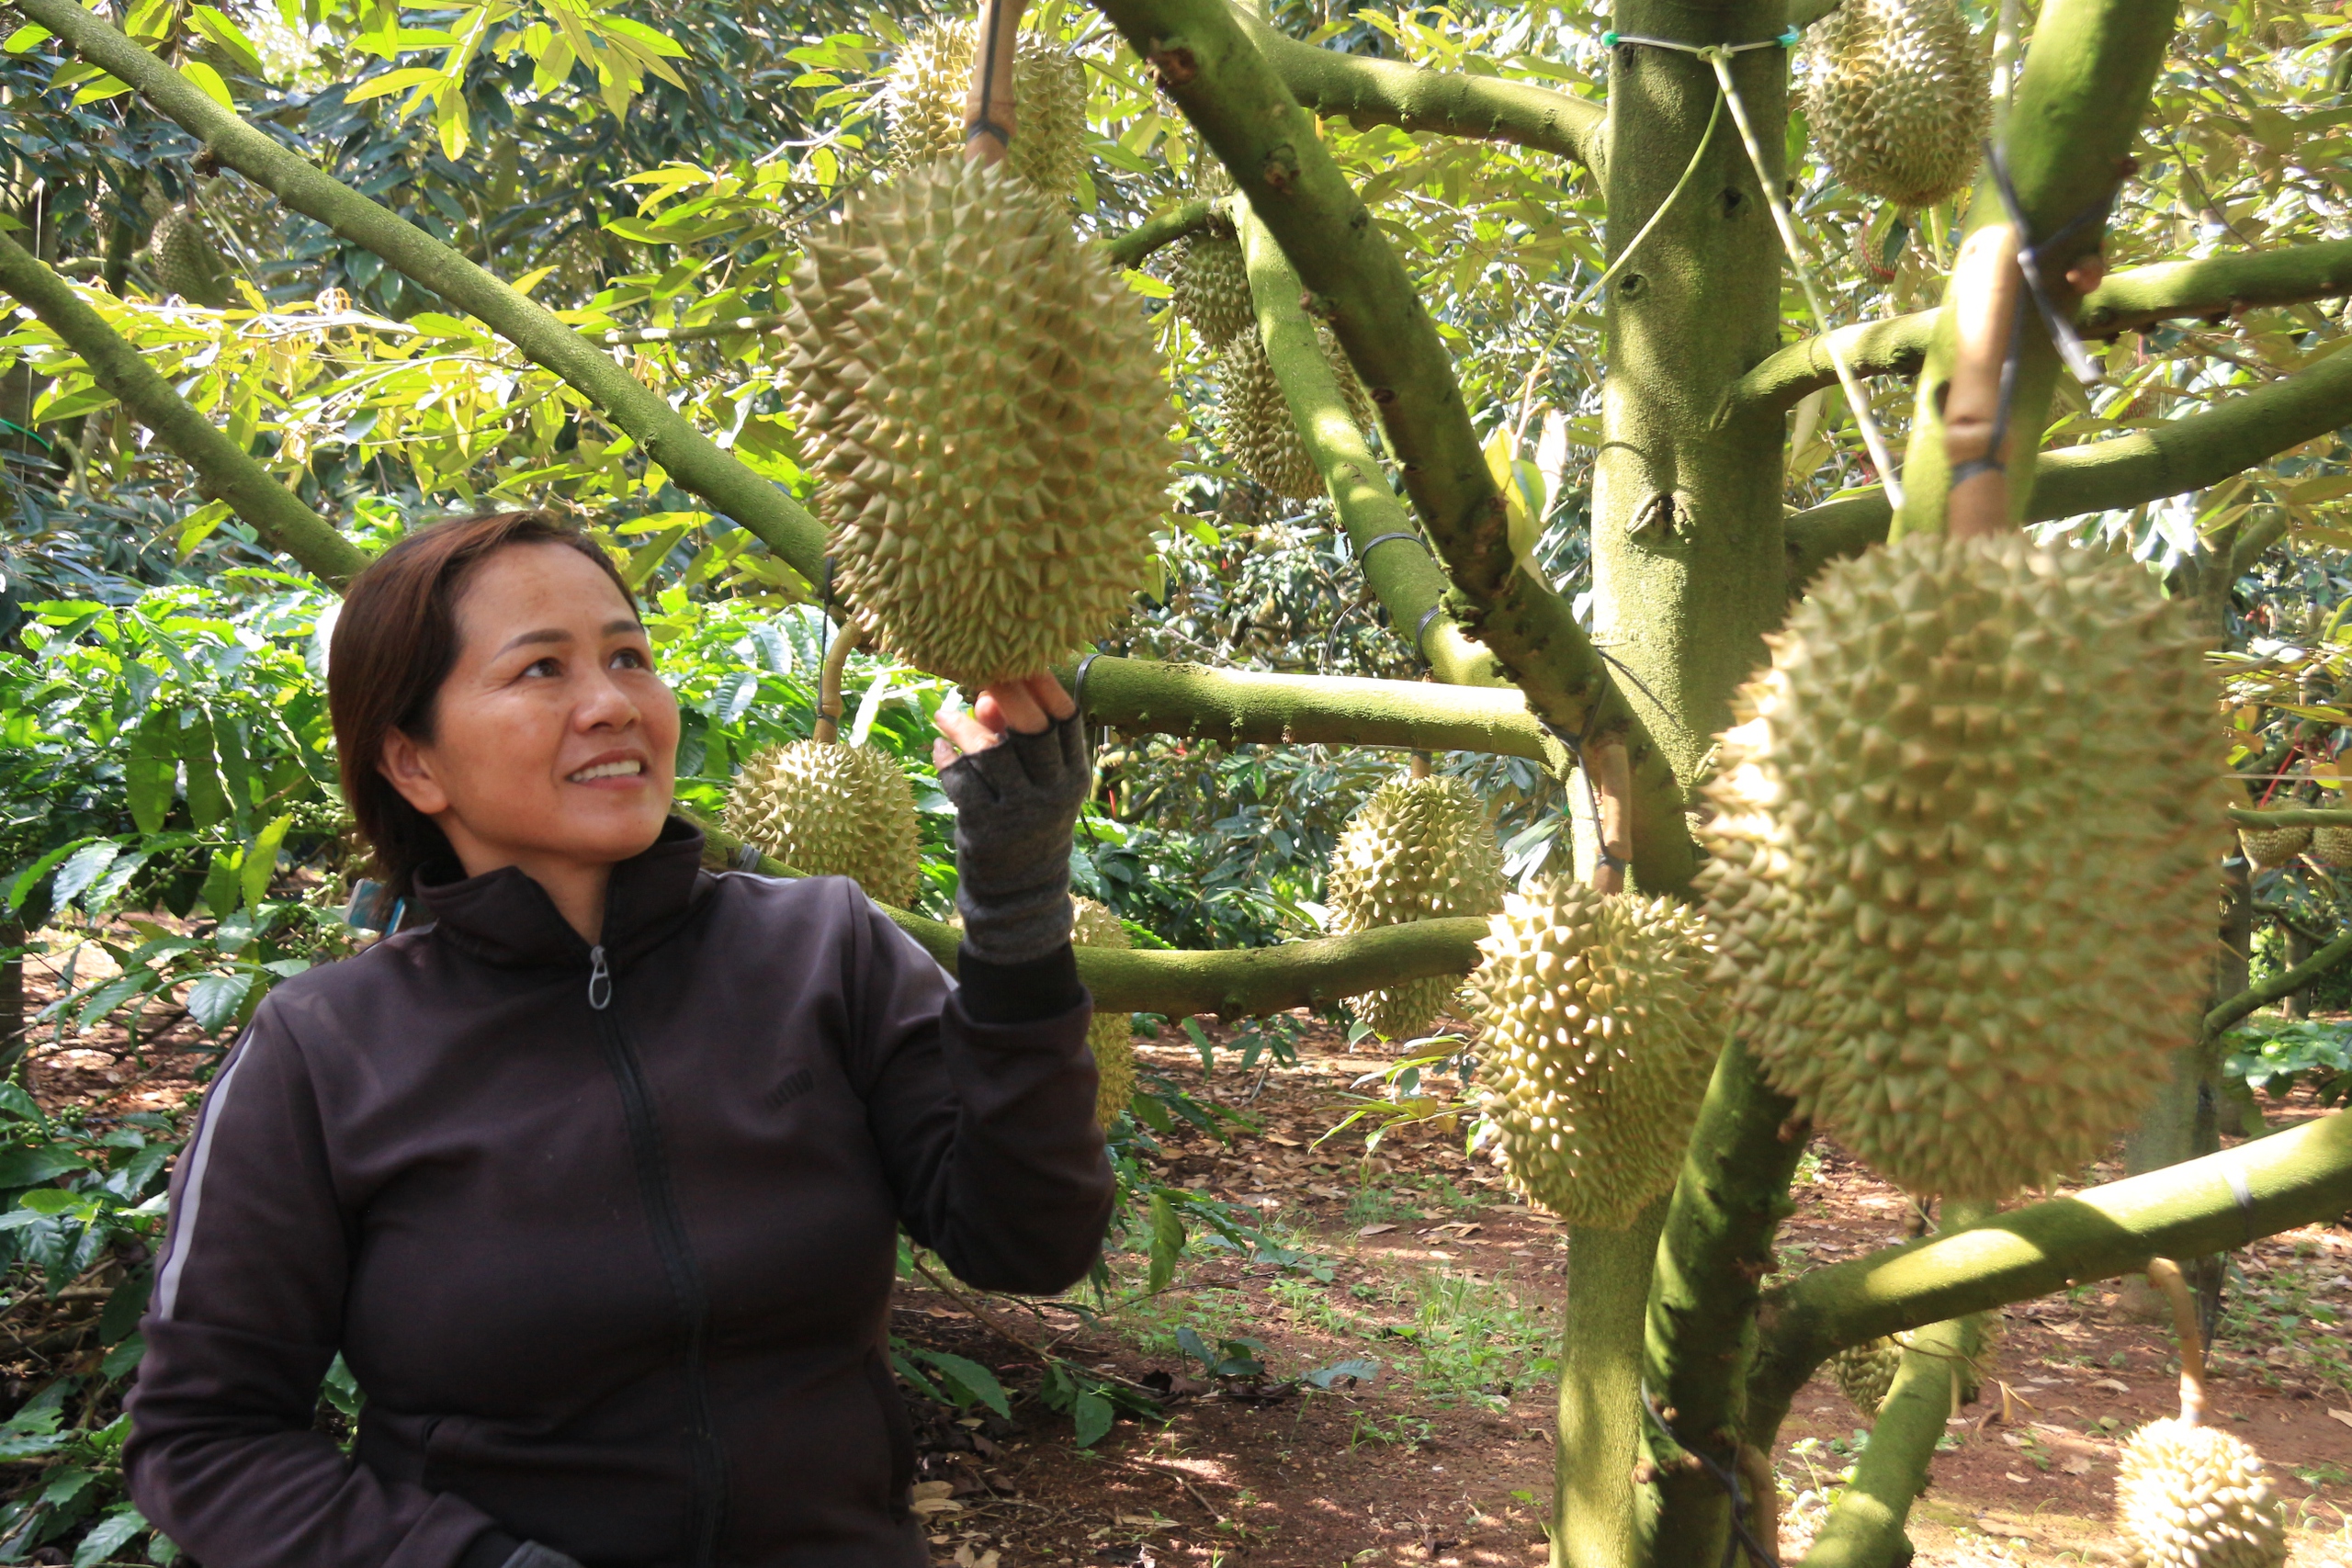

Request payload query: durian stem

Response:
[814,620,863,746]
[0,228,371,589]
[1101,199,1219,267]
[1939,222,2025,541]
[1408,750,1432,780]
[1744,1110,2352,1441]
[2201,919,2352,1043]
[964,0,1026,165]
[1729,237,2352,422]
[14,0,833,590]
[1887,0,2177,540]
[1588,739,1631,896]
[1057,653,1560,760]
[1795,1314,1983,1568]
[2144,1257,2207,1427]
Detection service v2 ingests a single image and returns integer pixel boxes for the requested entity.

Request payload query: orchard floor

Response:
[13,942,2352,1567]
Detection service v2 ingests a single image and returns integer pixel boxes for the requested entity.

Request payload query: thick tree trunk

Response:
[1549,1202,1666,1568]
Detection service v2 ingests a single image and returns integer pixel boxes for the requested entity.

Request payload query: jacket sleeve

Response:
[843,885,1114,1293]
[124,1000,507,1568]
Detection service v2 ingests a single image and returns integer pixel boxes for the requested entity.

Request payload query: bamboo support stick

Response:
[2144,1257,2207,1427]
[813,620,862,746]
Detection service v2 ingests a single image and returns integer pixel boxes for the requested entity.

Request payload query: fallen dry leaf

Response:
[1359,1224,1396,1237]
[2061,1456,2095,1475]
[2091,1378,2132,1394]
[2329,1408,2352,1431]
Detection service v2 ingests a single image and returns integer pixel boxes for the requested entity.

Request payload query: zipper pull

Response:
[587,944,612,1011]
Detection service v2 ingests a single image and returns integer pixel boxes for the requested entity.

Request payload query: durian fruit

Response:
[1170,227,1252,355]
[779,158,1173,685]
[2236,810,2312,870]
[2115,1420,2288,1568]
[1827,1337,1903,1416]
[726,740,923,908]
[882,17,1089,199]
[2311,823,2352,868]
[1216,322,1376,502]
[1469,879,1724,1229]
[1071,897,1136,1128]
[1803,0,1990,209]
[151,204,228,308]
[1700,533,2225,1201]
[1328,775,1509,1040]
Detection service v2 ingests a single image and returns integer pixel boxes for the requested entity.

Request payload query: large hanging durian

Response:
[151,204,229,308]
[1803,0,1990,209]
[1216,323,1376,502]
[779,157,1172,685]
[883,17,1089,199]
[1072,897,1136,1127]
[1828,1337,1903,1416]
[1328,775,1508,1040]
[2311,822,2352,868]
[1701,533,2224,1201]
[2236,807,2311,870]
[1170,226,1252,355]
[726,740,923,908]
[1470,879,1722,1228]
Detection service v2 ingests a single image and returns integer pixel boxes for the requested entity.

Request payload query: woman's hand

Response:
[932,673,1079,770]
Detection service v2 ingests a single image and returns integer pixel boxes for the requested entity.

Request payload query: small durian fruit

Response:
[780,158,1173,685]
[151,205,229,308]
[882,17,1089,199]
[2116,1420,2288,1568]
[2237,810,2312,870]
[1828,1337,1904,1416]
[1170,226,1252,355]
[1215,323,1376,502]
[1701,533,2225,1201]
[2311,823,2352,868]
[1071,897,1136,1127]
[1469,879,1724,1229]
[1804,0,1990,209]
[726,740,923,908]
[1328,775,1508,1041]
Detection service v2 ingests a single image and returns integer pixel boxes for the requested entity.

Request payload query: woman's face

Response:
[379,541,679,881]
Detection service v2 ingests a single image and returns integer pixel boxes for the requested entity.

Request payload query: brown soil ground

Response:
[13,940,2352,1567]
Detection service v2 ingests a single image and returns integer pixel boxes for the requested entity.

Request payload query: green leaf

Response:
[242,816,293,910]
[199,851,241,918]
[180,59,233,109]
[100,1333,145,1381]
[127,709,175,834]
[915,1350,1011,1418]
[51,840,122,908]
[188,4,266,73]
[73,1503,147,1566]
[1148,1191,1184,1294]
[0,1147,90,1189]
[1070,1390,1114,1448]
[3,23,53,51]
[178,713,228,829]
[187,971,254,1033]
[16,1187,81,1215]
[1182,1016,1214,1073]
[9,838,96,912]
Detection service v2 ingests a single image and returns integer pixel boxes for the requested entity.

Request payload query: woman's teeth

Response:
[570,761,644,782]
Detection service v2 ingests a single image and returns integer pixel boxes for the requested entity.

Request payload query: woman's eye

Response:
[523,657,560,679]
[611,648,648,671]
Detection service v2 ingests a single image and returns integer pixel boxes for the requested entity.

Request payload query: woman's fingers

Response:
[1024,671,1079,722]
[978,681,1050,736]
[935,673,1077,767]
[934,704,1000,761]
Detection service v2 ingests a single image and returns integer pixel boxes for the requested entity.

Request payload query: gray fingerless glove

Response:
[940,712,1091,964]
[503,1546,584,1568]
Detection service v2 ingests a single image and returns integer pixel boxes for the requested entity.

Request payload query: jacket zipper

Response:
[587,944,727,1566]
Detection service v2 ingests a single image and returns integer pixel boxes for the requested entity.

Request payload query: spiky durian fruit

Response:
[2311,823,2352,868]
[1329,775,1508,1040]
[1469,879,1723,1228]
[1828,1337,1904,1415]
[882,18,1088,198]
[2115,1420,2288,1568]
[1803,0,1990,209]
[152,205,228,308]
[780,158,1172,685]
[1215,323,1376,501]
[2237,811,2312,870]
[1071,897,1136,1127]
[1170,227,1252,355]
[726,740,923,908]
[1701,533,2224,1201]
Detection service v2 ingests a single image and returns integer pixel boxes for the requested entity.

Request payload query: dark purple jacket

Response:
[124,819,1113,1568]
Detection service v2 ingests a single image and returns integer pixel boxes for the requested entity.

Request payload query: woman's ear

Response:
[379,729,452,818]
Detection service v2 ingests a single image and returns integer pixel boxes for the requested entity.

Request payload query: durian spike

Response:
[2145,1257,2208,1427]
[813,618,863,746]
[962,0,1027,167]
[1941,221,2026,541]
[1588,738,1632,896]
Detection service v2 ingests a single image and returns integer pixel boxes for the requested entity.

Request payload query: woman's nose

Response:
[576,668,641,730]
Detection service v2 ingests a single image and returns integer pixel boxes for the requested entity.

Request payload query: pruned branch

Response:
[2202,922,2352,1042]
[1102,198,1219,266]
[0,229,370,588]
[19,0,831,586]
[695,817,1483,1016]
[1062,653,1555,759]
[1745,1109,2352,1442]
[1235,6,1602,169]
[1727,238,2352,421]
[1091,0,1697,890]
[1783,338,2352,585]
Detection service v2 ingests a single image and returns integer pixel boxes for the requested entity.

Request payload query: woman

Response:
[123,510,1114,1568]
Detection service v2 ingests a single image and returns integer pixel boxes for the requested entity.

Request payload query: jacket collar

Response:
[413,816,710,970]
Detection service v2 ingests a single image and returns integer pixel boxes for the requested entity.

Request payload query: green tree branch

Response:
[19,0,831,583]
[1727,238,2352,420]
[1235,6,1602,168]
[1794,1316,1981,1568]
[1745,1110,2352,1443]
[1102,197,1219,266]
[0,229,371,588]
[2202,923,2352,1042]
[1090,0,1698,891]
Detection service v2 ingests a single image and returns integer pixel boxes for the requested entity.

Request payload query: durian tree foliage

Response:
[11,1,2352,1566]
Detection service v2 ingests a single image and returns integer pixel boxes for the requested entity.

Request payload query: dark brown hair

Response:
[328,509,638,898]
